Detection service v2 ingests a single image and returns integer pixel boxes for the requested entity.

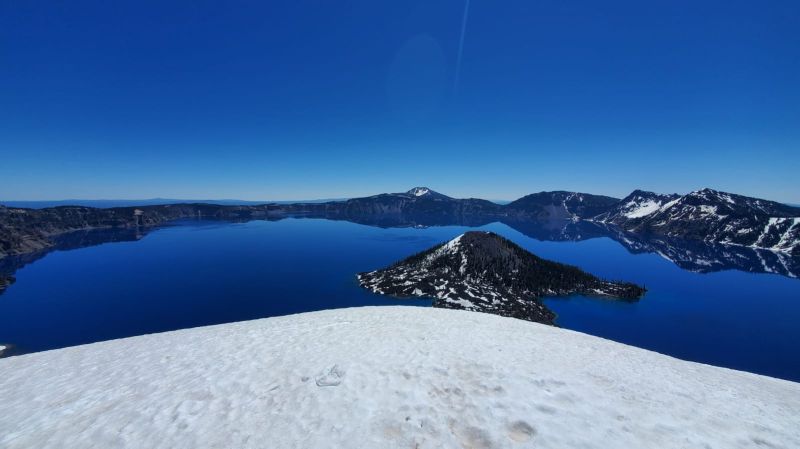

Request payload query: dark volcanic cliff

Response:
[0,203,284,259]
[358,231,645,324]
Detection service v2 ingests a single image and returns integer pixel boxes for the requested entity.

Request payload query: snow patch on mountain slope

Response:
[751,217,800,252]
[777,218,800,248]
[622,199,661,218]
[698,205,719,216]
[1,307,799,449]
[755,218,780,247]
[658,197,681,212]
[421,233,467,273]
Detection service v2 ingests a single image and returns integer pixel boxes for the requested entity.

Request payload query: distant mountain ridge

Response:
[506,191,621,221]
[0,198,346,209]
[592,188,800,253]
[317,187,502,218]
[1,187,798,265]
[592,190,681,224]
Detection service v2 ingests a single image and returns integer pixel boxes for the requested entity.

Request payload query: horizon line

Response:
[2,186,799,207]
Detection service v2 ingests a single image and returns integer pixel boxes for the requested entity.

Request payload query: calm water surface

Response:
[1,219,798,381]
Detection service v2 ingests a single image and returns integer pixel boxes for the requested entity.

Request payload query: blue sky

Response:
[1,0,798,202]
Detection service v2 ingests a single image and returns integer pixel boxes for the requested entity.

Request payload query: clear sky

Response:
[1,1,798,202]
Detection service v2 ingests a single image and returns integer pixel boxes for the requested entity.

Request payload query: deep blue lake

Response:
[1,218,799,381]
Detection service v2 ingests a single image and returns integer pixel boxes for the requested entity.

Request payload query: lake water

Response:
[1,218,799,381]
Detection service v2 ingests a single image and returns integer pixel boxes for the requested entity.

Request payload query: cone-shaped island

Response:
[358,231,645,324]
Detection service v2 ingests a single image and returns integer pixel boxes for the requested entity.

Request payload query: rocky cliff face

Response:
[596,189,800,254]
[0,203,284,258]
[358,231,645,324]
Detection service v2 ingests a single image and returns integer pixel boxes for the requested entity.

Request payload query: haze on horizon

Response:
[1,1,798,203]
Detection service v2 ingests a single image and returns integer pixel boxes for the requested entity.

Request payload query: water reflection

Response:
[0,214,797,297]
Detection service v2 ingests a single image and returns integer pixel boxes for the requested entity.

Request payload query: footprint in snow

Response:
[507,420,536,443]
[315,364,345,387]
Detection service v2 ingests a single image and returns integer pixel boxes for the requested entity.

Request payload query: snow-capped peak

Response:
[591,190,680,223]
[692,187,719,195]
[441,233,464,251]
[407,187,432,197]
[688,188,730,202]
[596,188,800,254]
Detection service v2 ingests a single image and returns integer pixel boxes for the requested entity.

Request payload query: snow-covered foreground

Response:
[1,307,799,448]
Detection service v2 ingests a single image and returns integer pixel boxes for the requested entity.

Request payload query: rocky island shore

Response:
[0,275,14,294]
[358,231,645,324]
